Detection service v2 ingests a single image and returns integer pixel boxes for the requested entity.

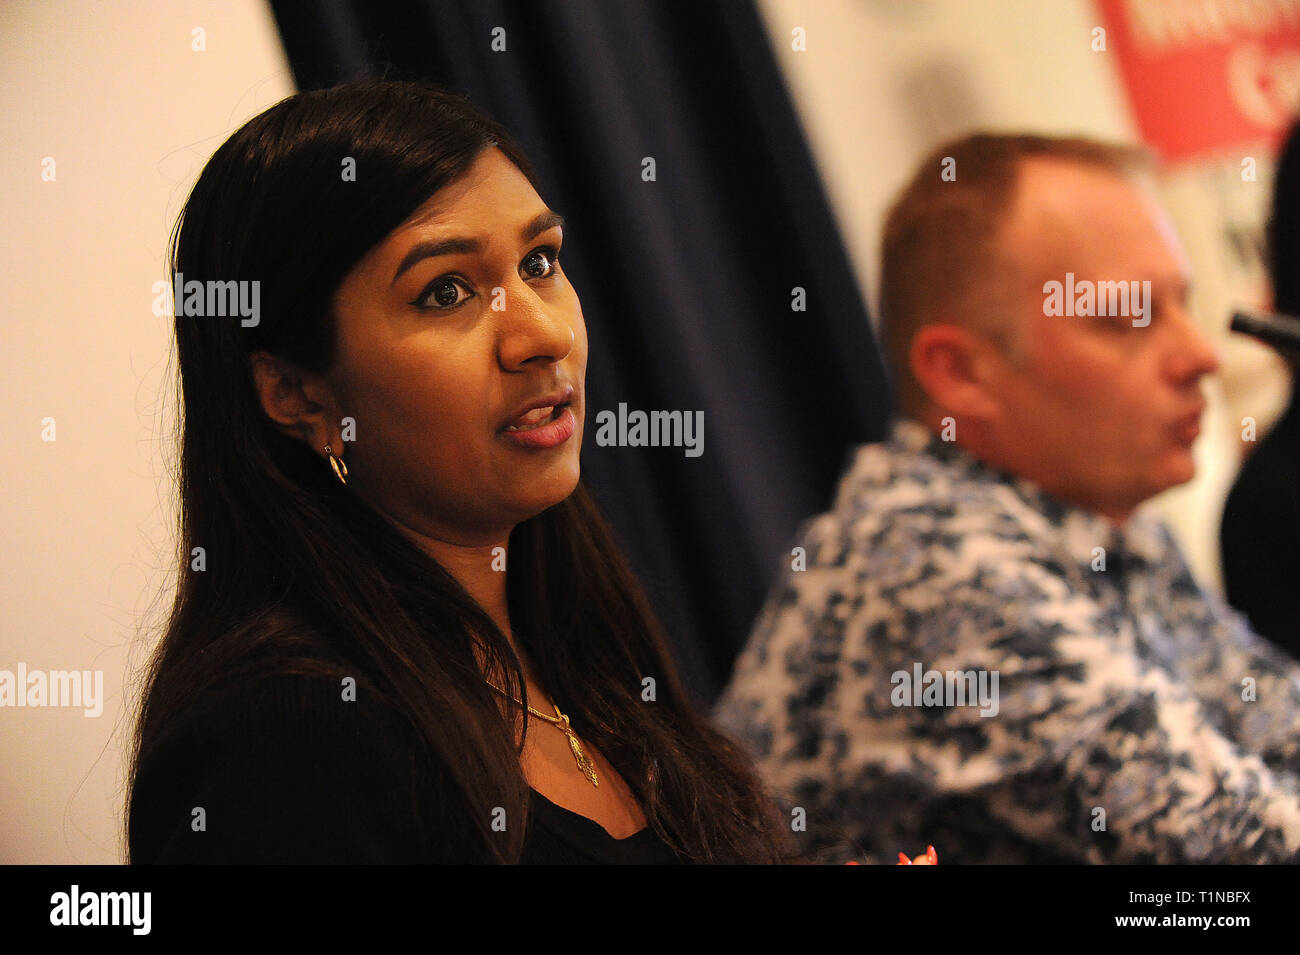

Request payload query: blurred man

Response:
[716,134,1300,863]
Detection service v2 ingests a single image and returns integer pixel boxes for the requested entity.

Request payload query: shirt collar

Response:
[885,418,1169,570]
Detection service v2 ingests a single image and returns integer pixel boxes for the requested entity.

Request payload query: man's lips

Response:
[1173,403,1205,442]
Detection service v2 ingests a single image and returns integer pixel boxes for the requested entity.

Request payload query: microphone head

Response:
[1229,309,1300,361]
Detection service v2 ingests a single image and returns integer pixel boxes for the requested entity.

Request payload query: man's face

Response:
[980,158,1220,521]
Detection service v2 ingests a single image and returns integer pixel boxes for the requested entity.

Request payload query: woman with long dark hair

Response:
[126,78,795,864]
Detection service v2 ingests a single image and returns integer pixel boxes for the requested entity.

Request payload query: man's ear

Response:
[249,350,336,448]
[909,323,1003,421]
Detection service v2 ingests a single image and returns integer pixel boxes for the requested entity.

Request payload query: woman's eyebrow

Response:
[523,210,564,241]
[390,210,565,287]
[391,237,480,285]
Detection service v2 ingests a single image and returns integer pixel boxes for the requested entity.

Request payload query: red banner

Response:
[1096,0,1300,163]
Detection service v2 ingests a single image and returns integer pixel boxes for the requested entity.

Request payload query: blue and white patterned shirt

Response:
[715,419,1300,863]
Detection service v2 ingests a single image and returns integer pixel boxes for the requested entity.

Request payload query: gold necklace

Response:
[485,680,599,787]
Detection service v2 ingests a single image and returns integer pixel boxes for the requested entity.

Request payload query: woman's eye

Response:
[521,247,560,279]
[415,276,473,309]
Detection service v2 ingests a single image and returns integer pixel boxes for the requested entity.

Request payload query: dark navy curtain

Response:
[268,0,892,702]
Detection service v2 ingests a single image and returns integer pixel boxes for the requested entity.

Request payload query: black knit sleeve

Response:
[129,672,441,863]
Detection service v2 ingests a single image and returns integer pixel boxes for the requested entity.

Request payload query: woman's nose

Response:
[496,282,575,370]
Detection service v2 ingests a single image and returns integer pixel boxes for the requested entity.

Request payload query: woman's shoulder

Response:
[166,665,406,748]
[154,603,396,725]
[130,624,439,862]
[145,612,401,746]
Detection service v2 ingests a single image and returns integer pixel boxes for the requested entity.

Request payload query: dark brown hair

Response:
[127,78,794,863]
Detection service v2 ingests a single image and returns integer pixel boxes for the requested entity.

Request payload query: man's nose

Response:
[1164,310,1221,383]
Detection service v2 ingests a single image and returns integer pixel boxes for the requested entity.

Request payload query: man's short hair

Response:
[879,133,1152,417]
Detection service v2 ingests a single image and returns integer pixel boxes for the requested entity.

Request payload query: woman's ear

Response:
[249,350,336,447]
[909,323,1003,421]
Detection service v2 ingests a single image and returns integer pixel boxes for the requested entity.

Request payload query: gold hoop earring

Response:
[324,444,349,487]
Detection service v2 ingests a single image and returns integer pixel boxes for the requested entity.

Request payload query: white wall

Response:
[0,0,291,864]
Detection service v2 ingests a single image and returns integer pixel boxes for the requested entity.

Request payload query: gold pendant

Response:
[553,705,599,787]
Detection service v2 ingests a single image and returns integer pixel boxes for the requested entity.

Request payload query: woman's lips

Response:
[498,404,575,449]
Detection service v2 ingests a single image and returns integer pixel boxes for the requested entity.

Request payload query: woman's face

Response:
[326,147,587,546]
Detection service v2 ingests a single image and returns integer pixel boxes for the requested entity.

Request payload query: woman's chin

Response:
[512,466,581,518]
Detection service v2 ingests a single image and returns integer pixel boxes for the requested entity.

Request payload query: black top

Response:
[524,789,680,864]
[129,670,683,864]
[1221,391,1300,661]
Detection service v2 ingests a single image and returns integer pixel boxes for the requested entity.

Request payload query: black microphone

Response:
[1230,309,1300,356]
